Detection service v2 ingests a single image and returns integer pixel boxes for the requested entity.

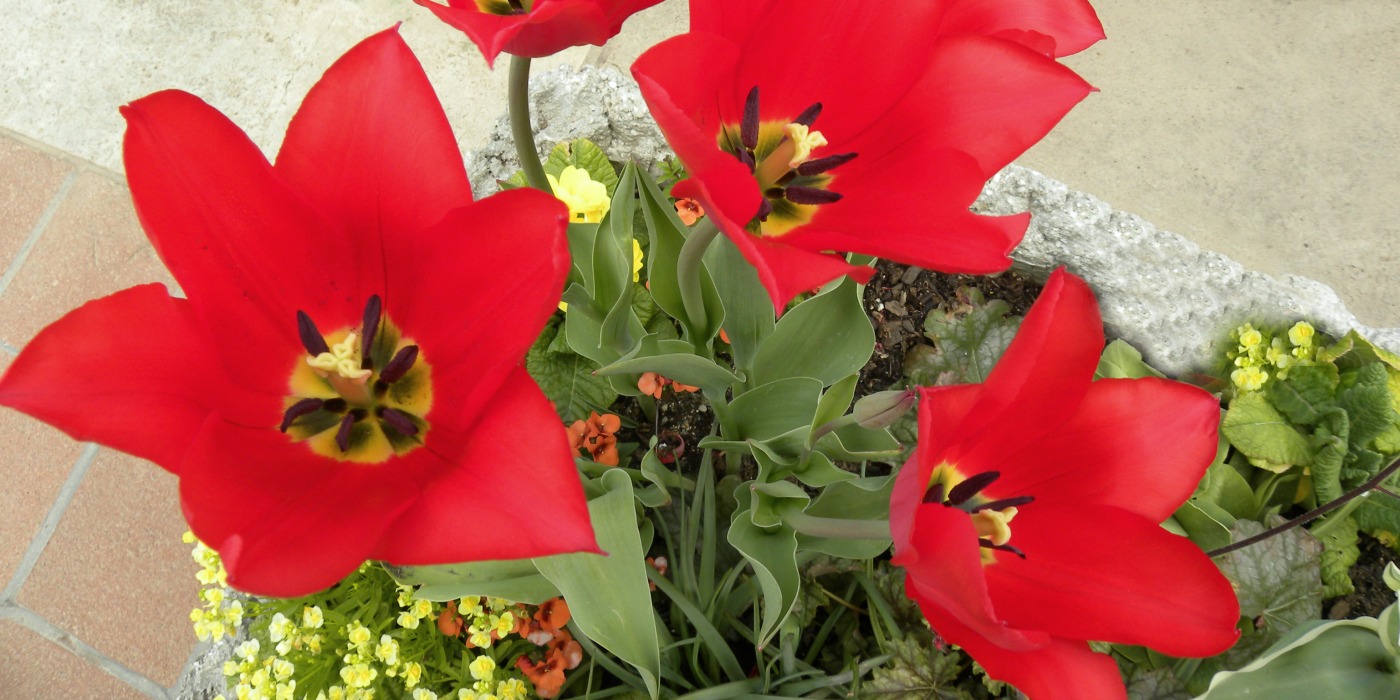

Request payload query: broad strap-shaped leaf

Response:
[751,277,874,387]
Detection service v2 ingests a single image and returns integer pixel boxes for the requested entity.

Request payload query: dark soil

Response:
[1325,533,1400,620]
[858,260,1043,398]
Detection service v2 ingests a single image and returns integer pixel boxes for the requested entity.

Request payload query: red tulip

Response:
[890,269,1240,699]
[415,0,664,67]
[632,0,1103,311]
[0,28,598,597]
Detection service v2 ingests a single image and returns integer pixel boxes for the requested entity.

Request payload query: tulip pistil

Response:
[719,86,857,237]
[280,295,433,463]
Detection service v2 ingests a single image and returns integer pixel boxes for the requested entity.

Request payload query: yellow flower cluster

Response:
[185,532,242,642]
[217,638,299,700]
[1227,321,1317,392]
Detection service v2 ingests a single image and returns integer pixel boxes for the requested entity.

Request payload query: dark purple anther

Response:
[278,398,324,432]
[741,86,761,151]
[381,408,419,437]
[970,495,1035,513]
[793,102,823,127]
[755,198,773,222]
[797,152,857,177]
[784,186,844,205]
[360,295,382,366]
[736,147,756,172]
[335,413,356,452]
[946,470,1001,506]
[923,481,946,504]
[379,345,420,384]
[296,310,330,356]
[978,538,1027,559]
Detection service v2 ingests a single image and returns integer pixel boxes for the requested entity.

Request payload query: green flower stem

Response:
[1209,454,1400,558]
[508,55,550,192]
[782,510,890,541]
[676,217,720,341]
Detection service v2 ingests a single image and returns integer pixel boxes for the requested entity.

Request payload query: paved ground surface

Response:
[1,0,1396,697]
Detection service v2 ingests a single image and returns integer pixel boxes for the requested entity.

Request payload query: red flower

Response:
[889,269,1240,699]
[415,0,663,67]
[632,0,1103,311]
[0,28,598,597]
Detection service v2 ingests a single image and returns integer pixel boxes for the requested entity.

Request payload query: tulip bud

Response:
[851,389,916,429]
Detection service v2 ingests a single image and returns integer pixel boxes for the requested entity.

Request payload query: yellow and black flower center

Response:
[718,86,857,237]
[475,0,530,16]
[280,295,433,463]
[924,464,1035,564]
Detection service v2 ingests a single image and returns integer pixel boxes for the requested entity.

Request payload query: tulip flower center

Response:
[924,465,1034,565]
[279,295,434,463]
[718,86,857,237]
[475,0,532,15]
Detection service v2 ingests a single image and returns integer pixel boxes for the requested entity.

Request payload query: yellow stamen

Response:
[783,123,827,168]
[307,333,371,381]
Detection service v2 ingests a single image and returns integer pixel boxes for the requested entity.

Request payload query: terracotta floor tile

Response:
[0,619,149,699]
[0,135,73,269]
[0,352,85,587]
[17,447,198,686]
[0,170,175,347]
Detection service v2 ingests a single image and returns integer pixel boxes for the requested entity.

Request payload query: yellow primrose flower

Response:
[1231,366,1268,392]
[547,166,610,224]
[469,655,497,681]
[413,599,434,619]
[303,605,324,629]
[397,611,421,629]
[339,663,378,689]
[1288,321,1316,347]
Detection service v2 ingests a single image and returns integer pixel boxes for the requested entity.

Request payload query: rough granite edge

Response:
[173,62,1400,700]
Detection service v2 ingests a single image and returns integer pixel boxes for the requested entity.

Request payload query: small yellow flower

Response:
[459,597,483,618]
[413,599,434,619]
[223,601,244,627]
[276,681,296,700]
[496,678,529,700]
[548,166,610,224]
[339,663,378,689]
[375,635,400,666]
[1288,321,1316,347]
[272,659,294,681]
[1231,366,1269,392]
[402,662,424,689]
[235,639,260,661]
[303,605,324,629]
[269,612,295,642]
[412,691,439,700]
[397,611,421,629]
[489,612,514,638]
[469,655,497,681]
[347,621,373,649]
[632,239,644,283]
[1239,327,1263,349]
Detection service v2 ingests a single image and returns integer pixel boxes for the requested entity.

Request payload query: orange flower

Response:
[536,597,572,633]
[437,599,464,637]
[638,372,700,399]
[566,411,621,466]
[517,630,583,700]
[645,556,668,591]
[674,197,704,226]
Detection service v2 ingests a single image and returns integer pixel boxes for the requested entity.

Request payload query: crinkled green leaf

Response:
[543,137,620,195]
[1314,515,1360,598]
[814,422,902,463]
[751,276,874,388]
[798,476,893,559]
[533,469,661,699]
[1353,468,1400,537]
[1122,665,1191,700]
[1265,364,1340,427]
[790,450,857,489]
[1339,363,1397,450]
[1309,409,1350,503]
[1222,391,1315,467]
[1095,339,1166,380]
[864,636,975,700]
[526,318,617,422]
[905,287,1021,386]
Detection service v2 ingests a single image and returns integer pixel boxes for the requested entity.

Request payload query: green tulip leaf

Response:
[595,333,741,392]
[703,234,774,373]
[1197,617,1400,699]
[751,276,874,387]
[728,377,823,442]
[728,487,802,651]
[383,558,560,605]
[635,167,723,342]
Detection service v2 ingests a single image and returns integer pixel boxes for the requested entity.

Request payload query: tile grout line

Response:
[0,170,77,299]
[0,604,171,699]
[0,443,98,601]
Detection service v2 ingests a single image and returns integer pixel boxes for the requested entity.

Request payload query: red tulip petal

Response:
[893,500,1044,652]
[783,149,1026,274]
[940,0,1105,57]
[121,90,345,394]
[892,384,985,545]
[920,600,1129,700]
[384,189,569,428]
[372,367,598,563]
[985,503,1241,657]
[0,284,267,472]
[994,378,1221,520]
[180,417,424,596]
[276,28,474,260]
[947,269,1103,469]
[871,34,1094,178]
[418,0,653,65]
